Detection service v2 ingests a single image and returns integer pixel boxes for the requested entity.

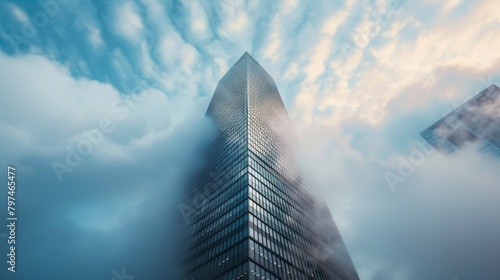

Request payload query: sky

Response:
[0,0,500,279]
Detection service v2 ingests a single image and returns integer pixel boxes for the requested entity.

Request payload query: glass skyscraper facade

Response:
[421,84,500,159]
[182,52,359,280]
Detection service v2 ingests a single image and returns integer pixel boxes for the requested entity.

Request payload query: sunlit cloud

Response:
[0,0,499,279]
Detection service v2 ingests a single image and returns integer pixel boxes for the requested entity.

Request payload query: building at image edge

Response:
[421,84,500,159]
[181,52,360,280]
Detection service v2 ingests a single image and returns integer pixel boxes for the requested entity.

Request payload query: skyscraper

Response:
[421,84,500,158]
[181,52,359,279]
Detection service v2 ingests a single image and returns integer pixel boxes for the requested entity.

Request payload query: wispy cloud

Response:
[0,0,499,279]
[112,1,144,43]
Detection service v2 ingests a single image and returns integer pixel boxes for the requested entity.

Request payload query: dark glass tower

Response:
[421,84,500,158]
[181,52,359,279]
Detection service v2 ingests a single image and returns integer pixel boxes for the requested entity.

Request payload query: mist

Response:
[0,52,214,280]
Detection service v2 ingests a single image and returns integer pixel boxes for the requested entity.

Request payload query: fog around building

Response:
[1,0,500,279]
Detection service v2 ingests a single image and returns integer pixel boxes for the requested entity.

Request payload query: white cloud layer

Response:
[113,1,144,43]
[1,0,500,279]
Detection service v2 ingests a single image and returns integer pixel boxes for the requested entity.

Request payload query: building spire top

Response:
[241,51,251,60]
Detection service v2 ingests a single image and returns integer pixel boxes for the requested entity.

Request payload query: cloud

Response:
[0,51,211,279]
[215,0,250,37]
[441,0,463,14]
[7,3,30,25]
[297,124,500,280]
[85,23,104,48]
[112,1,144,43]
[1,0,500,279]
[262,0,302,62]
[291,0,500,127]
[180,0,212,41]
